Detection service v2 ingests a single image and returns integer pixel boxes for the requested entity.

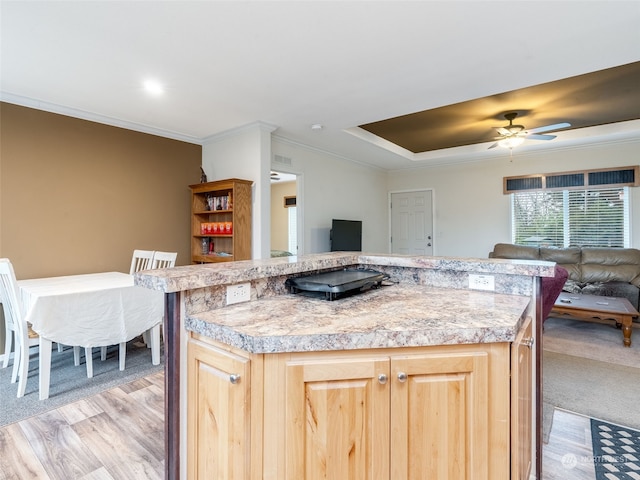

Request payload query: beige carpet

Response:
[543,317,640,368]
[542,317,640,432]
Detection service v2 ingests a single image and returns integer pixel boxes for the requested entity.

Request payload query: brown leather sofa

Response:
[489,243,640,311]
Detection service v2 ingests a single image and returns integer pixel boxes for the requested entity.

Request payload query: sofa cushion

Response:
[582,264,640,284]
[581,247,640,284]
[491,243,540,260]
[540,247,582,281]
[581,247,640,266]
[539,247,581,264]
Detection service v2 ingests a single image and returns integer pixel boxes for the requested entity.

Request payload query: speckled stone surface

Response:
[135,252,552,353]
[185,284,531,353]
[135,252,556,293]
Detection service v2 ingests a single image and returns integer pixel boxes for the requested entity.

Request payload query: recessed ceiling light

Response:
[143,79,164,95]
[310,123,323,131]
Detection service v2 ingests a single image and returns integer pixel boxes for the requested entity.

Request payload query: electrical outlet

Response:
[468,274,495,291]
[226,283,251,305]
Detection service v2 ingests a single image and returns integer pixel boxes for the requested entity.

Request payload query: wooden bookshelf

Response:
[189,178,252,263]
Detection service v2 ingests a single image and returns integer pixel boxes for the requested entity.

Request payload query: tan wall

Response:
[0,102,202,279]
[270,181,296,252]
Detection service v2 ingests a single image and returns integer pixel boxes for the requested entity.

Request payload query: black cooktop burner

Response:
[285,268,387,301]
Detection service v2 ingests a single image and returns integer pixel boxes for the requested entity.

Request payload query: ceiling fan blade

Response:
[526,134,557,141]
[527,122,571,134]
[488,142,499,149]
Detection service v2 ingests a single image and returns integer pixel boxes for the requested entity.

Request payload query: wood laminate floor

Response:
[542,408,596,480]
[0,371,164,480]
[1,369,595,479]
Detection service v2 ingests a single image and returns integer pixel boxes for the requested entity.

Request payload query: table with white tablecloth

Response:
[18,271,164,399]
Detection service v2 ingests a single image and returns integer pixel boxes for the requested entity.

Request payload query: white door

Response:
[391,190,433,255]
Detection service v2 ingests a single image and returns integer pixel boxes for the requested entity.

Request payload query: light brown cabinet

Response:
[284,356,391,479]
[187,324,533,479]
[285,349,492,479]
[511,316,533,479]
[187,339,253,479]
[189,178,252,264]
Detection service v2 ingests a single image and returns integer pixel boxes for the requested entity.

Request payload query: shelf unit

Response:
[189,178,253,264]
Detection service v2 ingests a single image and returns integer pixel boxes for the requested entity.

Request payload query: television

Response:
[330,219,362,251]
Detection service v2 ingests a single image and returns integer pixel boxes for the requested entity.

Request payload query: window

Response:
[511,187,630,248]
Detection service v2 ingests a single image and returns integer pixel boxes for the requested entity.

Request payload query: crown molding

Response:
[0,92,203,145]
[272,133,387,173]
[4,91,638,173]
[201,121,278,144]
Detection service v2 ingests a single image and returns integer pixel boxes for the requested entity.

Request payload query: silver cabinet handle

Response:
[229,374,241,384]
[397,372,408,382]
[378,374,388,384]
[523,337,534,348]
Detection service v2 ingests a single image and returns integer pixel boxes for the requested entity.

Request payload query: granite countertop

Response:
[186,283,531,354]
[135,252,556,293]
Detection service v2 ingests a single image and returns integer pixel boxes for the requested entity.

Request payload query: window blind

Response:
[504,165,638,194]
[511,187,629,248]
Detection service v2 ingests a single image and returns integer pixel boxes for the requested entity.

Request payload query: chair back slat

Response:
[151,251,177,270]
[130,250,155,274]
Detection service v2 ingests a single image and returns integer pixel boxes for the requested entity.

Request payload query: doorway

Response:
[270,171,300,255]
[390,190,434,255]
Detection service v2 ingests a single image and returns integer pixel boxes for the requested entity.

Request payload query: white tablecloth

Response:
[18,272,164,348]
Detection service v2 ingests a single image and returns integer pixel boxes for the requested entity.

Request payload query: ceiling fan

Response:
[270,171,281,181]
[488,112,571,149]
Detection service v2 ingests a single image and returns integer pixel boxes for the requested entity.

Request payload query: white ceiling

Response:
[1,1,639,171]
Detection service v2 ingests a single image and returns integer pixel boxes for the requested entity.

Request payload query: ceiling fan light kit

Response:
[489,112,571,151]
[498,136,525,149]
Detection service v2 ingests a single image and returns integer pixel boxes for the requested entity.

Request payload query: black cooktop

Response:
[285,269,387,301]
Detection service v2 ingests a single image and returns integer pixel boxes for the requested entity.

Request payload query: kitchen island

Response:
[135,252,556,480]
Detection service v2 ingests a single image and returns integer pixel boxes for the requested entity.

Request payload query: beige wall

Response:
[270,181,296,252]
[0,102,202,279]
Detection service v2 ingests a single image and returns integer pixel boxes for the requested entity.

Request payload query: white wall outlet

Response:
[226,283,251,305]
[468,274,495,291]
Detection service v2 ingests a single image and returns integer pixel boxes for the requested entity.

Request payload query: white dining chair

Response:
[0,259,52,398]
[0,258,69,400]
[150,251,177,269]
[129,249,155,274]
[142,251,177,347]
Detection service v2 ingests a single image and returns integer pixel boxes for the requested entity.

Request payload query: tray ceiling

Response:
[359,62,640,154]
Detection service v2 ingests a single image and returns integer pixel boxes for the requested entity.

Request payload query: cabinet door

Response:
[390,351,489,480]
[511,317,533,479]
[187,340,251,480]
[285,357,390,480]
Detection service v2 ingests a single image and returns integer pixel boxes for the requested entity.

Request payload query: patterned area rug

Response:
[591,418,640,479]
